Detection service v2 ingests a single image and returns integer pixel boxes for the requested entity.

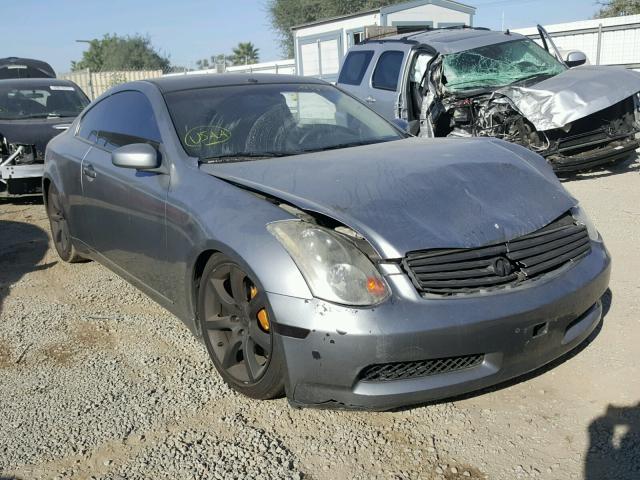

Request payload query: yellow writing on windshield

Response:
[184,126,231,147]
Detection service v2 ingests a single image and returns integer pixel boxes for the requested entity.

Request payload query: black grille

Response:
[404,213,591,294]
[360,354,484,382]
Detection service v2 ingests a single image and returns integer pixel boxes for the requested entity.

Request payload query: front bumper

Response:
[546,135,638,174]
[0,163,44,196]
[269,241,611,410]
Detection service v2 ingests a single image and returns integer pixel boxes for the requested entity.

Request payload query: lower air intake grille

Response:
[359,354,484,382]
[403,213,591,295]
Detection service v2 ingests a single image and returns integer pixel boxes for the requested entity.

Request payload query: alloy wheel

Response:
[203,263,272,384]
[47,188,71,256]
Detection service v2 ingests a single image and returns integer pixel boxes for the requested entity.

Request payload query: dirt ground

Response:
[0,155,639,480]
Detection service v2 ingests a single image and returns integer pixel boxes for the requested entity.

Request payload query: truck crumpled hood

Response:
[202,138,576,259]
[497,65,640,131]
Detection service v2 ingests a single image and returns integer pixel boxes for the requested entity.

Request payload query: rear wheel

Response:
[46,185,83,263]
[198,253,285,399]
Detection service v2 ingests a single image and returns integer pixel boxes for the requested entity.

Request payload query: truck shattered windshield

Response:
[442,38,566,92]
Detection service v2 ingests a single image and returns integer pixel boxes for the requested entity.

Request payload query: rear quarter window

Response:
[372,51,405,91]
[338,50,374,86]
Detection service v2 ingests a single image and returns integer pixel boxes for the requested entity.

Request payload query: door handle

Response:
[82,163,97,179]
[365,96,377,103]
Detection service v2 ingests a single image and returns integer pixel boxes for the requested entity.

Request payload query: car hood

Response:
[497,65,640,131]
[201,138,576,259]
[0,117,74,159]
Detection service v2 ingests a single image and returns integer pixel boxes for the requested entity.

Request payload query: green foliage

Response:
[229,42,260,66]
[267,0,409,57]
[71,34,171,72]
[595,0,640,18]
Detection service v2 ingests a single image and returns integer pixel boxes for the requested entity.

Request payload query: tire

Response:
[198,253,285,400]
[46,184,84,263]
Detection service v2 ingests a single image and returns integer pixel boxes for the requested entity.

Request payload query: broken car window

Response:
[442,38,566,92]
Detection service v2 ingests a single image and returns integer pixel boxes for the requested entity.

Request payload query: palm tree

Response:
[230,42,260,66]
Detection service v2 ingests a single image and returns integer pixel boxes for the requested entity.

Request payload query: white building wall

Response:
[294,13,380,40]
[293,1,475,80]
[385,4,469,27]
[513,15,640,68]
[294,12,380,80]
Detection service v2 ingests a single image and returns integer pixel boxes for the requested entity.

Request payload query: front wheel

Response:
[46,185,84,263]
[198,253,285,399]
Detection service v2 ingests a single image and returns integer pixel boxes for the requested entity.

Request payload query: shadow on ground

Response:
[585,402,640,480]
[0,217,53,317]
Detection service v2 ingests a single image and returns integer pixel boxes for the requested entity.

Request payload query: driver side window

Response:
[78,91,162,151]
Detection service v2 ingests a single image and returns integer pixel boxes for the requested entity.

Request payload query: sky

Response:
[3,0,602,74]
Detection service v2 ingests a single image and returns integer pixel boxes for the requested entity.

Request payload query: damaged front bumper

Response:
[0,144,44,196]
[270,241,610,410]
[422,64,640,174]
[546,135,639,174]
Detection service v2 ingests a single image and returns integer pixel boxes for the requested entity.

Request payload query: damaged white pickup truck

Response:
[337,26,640,173]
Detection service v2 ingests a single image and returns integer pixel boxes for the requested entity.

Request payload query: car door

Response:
[367,50,406,118]
[537,24,567,66]
[79,90,172,301]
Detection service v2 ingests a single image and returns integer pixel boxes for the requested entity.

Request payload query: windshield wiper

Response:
[10,113,76,119]
[201,151,292,163]
[294,139,391,154]
[511,72,556,86]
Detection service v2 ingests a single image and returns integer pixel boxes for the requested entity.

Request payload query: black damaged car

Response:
[0,78,89,197]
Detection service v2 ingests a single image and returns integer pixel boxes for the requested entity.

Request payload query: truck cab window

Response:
[372,51,404,91]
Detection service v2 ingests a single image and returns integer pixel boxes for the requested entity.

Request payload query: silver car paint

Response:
[339,30,640,131]
[44,75,610,409]
[203,137,575,259]
[496,66,640,131]
[45,80,313,334]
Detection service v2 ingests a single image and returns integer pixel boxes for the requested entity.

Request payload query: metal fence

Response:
[60,61,296,99]
[59,68,166,100]
[514,14,640,70]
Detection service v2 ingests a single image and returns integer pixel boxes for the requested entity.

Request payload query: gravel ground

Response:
[1,155,639,480]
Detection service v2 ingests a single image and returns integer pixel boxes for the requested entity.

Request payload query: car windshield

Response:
[442,38,567,92]
[0,83,89,120]
[164,83,403,161]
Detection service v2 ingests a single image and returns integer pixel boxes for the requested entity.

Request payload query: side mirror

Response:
[112,143,160,170]
[565,50,587,68]
[391,117,411,133]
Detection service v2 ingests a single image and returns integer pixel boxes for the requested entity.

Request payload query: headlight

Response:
[267,220,389,306]
[571,205,599,241]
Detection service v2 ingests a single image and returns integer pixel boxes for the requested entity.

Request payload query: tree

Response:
[72,34,171,71]
[229,42,260,66]
[595,0,640,17]
[267,0,409,57]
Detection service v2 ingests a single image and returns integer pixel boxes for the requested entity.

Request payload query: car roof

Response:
[362,28,526,54]
[147,73,327,94]
[0,78,79,88]
[0,57,56,78]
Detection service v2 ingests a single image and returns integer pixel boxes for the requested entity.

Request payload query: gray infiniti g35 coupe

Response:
[43,74,610,410]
